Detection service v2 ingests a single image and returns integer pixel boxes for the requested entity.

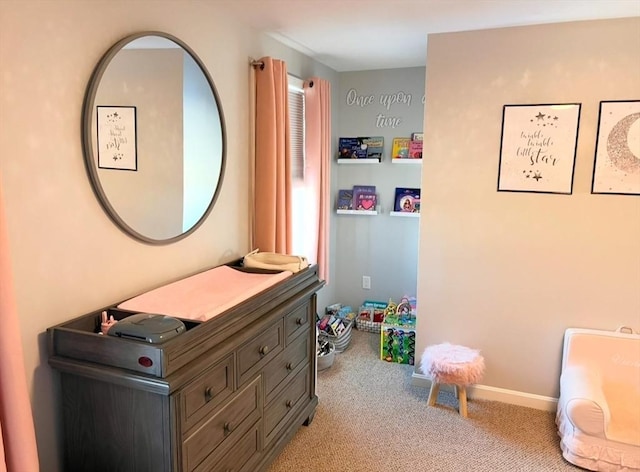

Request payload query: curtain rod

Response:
[249,59,308,84]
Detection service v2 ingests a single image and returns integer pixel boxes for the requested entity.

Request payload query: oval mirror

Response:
[82,32,226,244]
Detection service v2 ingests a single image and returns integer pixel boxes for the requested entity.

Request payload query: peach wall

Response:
[0,3,338,470]
[417,17,640,401]
[0,1,255,469]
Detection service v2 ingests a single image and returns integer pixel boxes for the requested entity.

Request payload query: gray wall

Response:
[333,68,425,311]
[417,17,640,403]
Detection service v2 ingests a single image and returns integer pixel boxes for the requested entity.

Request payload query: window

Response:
[288,76,311,259]
[288,77,305,181]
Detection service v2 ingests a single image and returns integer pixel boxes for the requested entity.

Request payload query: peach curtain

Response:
[253,57,292,254]
[304,78,331,282]
[0,184,39,472]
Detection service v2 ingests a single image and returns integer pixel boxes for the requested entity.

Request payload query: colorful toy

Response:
[380,327,416,365]
[379,296,417,364]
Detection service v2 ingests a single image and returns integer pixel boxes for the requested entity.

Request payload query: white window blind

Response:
[288,76,305,181]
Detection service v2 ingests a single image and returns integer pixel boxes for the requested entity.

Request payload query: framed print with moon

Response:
[591,100,640,196]
[497,103,581,194]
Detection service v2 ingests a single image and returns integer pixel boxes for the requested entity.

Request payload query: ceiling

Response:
[217,0,639,71]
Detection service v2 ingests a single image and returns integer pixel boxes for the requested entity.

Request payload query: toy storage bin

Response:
[355,318,383,333]
[317,340,335,371]
[357,300,386,333]
[319,319,353,352]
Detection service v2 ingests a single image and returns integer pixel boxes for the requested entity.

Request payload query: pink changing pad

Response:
[118,266,293,322]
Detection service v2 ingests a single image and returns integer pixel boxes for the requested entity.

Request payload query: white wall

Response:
[0,1,336,470]
[417,18,640,402]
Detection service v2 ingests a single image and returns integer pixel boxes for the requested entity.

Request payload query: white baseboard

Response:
[411,372,558,412]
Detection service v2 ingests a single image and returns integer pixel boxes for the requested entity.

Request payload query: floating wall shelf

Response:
[337,209,378,216]
[337,158,381,164]
[389,211,420,218]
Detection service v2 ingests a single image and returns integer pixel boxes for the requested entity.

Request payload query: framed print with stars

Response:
[497,103,581,194]
[591,100,640,196]
[97,105,138,171]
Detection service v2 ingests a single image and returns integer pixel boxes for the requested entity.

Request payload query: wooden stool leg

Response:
[427,382,440,406]
[454,385,459,399]
[458,386,468,417]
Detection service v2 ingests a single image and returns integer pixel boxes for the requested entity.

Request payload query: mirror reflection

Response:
[83,32,225,244]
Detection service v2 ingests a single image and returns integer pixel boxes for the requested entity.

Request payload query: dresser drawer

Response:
[183,377,262,472]
[237,321,283,386]
[181,354,234,432]
[284,304,309,344]
[264,369,310,445]
[263,333,309,403]
[193,421,262,472]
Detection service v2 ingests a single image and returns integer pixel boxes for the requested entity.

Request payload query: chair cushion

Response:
[420,343,485,385]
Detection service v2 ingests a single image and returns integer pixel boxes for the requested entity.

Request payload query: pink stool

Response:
[420,343,485,417]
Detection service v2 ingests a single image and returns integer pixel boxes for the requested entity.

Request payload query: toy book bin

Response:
[556,327,640,471]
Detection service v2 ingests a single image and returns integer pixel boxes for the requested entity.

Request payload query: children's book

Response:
[362,136,384,160]
[394,187,421,213]
[330,317,346,336]
[337,189,354,210]
[338,137,367,159]
[391,137,410,159]
[411,132,423,142]
[352,185,376,209]
[408,139,423,159]
[355,192,377,211]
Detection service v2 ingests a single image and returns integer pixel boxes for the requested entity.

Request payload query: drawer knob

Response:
[286,362,293,371]
[286,399,293,408]
[204,386,214,402]
[224,422,234,434]
[295,317,303,325]
[259,345,269,356]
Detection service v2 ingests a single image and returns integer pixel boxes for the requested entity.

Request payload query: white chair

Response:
[556,327,640,471]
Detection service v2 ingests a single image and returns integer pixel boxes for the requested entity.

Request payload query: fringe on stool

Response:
[420,343,485,385]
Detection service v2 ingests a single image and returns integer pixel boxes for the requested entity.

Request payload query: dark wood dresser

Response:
[48,264,323,472]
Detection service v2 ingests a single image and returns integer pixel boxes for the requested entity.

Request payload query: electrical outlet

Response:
[362,276,371,290]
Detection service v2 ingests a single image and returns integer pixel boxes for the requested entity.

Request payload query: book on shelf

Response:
[409,132,423,158]
[337,189,354,210]
[394,187,421,213]
[355,192,377,211]
[352,185,376,210]
[362,136,384,160]
[338,136,383,160]
[338,137,368,159]
[391,137,411,159]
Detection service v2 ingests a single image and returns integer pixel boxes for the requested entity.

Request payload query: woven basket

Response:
[355,318,383,333]
[319,320,353,352]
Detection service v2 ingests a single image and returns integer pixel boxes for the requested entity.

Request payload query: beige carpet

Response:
[268,329,579,472]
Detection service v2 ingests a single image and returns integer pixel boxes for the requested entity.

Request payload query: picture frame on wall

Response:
[591,100,640,196]
[497,103,581,194]
[97,105,138,171]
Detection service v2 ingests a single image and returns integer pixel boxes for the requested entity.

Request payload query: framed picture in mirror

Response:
[97,105,138,171]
